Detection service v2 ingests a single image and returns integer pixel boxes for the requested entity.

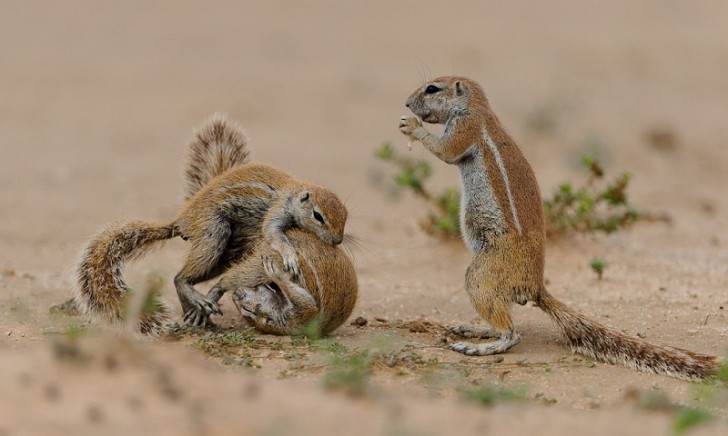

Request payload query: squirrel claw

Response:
[263,254,298,282]
[399,115,422,140]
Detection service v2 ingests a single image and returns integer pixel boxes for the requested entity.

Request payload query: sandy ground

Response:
[1,1,727,435]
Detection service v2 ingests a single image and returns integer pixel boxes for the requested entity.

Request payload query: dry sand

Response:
[1,1,727,435]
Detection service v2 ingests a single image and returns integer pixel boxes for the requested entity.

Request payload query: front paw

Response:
[263,254,297,282]
[399,115,423,140]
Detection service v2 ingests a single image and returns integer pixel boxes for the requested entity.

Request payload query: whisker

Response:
[342,233,367,263]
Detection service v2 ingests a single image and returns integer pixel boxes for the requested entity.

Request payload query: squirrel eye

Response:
[300,192,310,203]
[313,211,325,224]
[425,85,441,94]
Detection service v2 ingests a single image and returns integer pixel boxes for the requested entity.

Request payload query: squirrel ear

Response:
[299,192,310,203]
[455,81,464,96]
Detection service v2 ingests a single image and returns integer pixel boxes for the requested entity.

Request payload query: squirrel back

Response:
[184,112,251,199]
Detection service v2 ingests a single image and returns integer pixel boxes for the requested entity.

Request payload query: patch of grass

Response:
[672,407,713,434]
[629,360,728,435]
[322,350,374,397]
[461,383,528,407]
[194,329,262,368]
[589,258,607,280]
[544,156,641,236]
[374,143,460,238]
[296,317,324,340]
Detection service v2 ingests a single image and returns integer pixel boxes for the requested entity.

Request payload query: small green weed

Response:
[461,383,528,407]
[672,407,713,434]
[629,359,728,435]
[194,329,262,367]
[124,272,167,322]
[589,258,607,280]
[322,350,374,396]
[544,156,641,236]
[375,143,460,238]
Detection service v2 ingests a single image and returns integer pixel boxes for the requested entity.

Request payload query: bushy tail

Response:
[184,112,250,199]
[537,289,719,380]
[75,220,177,335]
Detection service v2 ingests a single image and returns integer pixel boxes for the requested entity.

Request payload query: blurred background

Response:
[1,1,726,434]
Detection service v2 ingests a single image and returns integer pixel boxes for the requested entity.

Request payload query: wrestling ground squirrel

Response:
[206,227,358,336]
[76,114,348,334]
[400,76,720,380]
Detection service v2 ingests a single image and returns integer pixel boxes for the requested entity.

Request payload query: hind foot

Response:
[447,324,498,339]
[449,331,522,356]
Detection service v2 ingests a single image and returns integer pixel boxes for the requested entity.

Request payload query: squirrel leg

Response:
[261,255,317,330]
[175,222,231,327]
[449,256,522,356]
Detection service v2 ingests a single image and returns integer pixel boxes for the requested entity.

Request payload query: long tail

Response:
[537,289,719,380]
[75,220,177,335]
[184,112,250,199]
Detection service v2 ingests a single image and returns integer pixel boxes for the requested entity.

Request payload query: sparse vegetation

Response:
[375,143,460,238]
[375,142,647,239]
[629,357,728,434]
[322,350,375,396]
[543,156,641,236]
[461,383,528,407]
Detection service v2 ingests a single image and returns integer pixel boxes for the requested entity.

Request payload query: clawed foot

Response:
[263,255,296,283]
[181,293,222,328]
[447,324,498,339]
[399,115,423,140]
[268,240,301,282]
[449,332,522,356]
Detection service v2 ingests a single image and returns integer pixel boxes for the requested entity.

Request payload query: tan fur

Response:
[184,113,251,200]
[401,76,719,379]
[210,229,358,336]
[75,114,349,335]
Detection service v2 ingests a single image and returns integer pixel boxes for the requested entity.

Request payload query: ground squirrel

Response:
[400,76,720,380]
[75,114,348,334]
[206,227,358,336]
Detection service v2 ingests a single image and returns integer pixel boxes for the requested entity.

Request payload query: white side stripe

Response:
[482,128,522,235]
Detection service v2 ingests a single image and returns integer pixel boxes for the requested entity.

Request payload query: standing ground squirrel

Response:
[75,114,348,335]
[400,76,720,379]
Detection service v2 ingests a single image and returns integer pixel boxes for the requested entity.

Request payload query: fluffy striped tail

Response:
[537,289,719,380]
[184,112,250,199]
[75,220,176,335]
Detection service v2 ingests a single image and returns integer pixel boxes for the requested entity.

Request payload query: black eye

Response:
[425,85,441,94]
[313,211,324,224]
[300,192,310,203]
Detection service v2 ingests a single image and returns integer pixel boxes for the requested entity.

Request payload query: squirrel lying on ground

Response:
[75,114,349,335]
[206,225,358,337]
[400,76,720,380]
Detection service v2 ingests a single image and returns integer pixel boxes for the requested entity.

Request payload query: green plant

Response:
[123,272,167,321]
[322,350,374,396]
[375,143,460,238]
[589,258,607,280]
[376,141,646,239]
[544,156,641,236]
[193,329,262,367]
[630,358,728,434]
[461,383,528,407]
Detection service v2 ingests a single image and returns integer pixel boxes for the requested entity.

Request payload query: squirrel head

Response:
[405,76,487,124]
[290,186,347,246]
